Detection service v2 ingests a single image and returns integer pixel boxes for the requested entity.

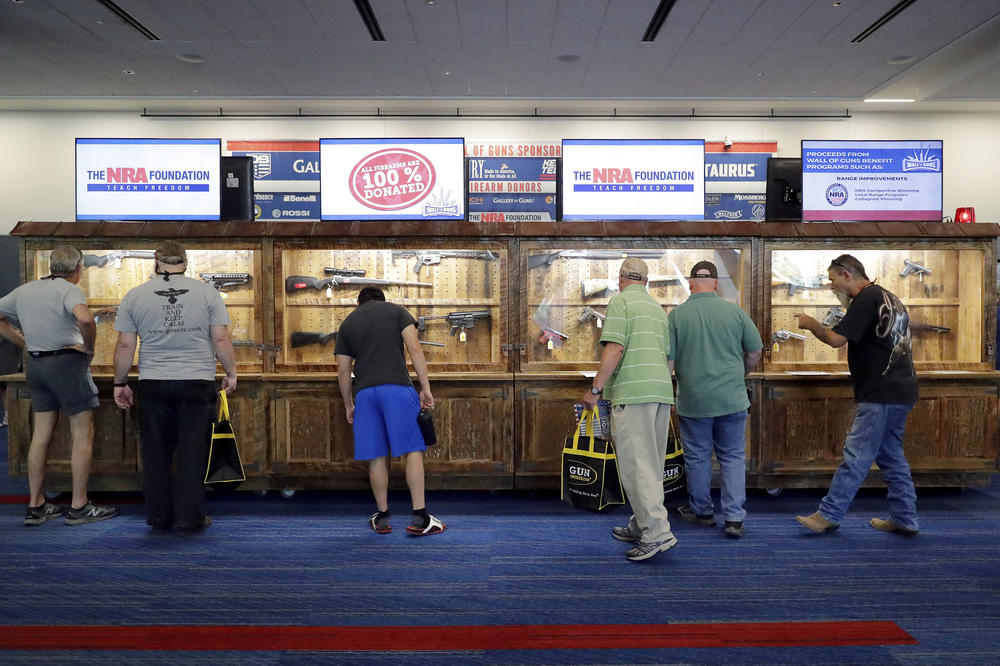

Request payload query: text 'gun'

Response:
[290,331,443,349]
[416,310,491,342]
[285,275,432,297]
[82,250,156,268]
[391,250,499,274]
[528,249,663,270]
[579,307,606,328]
[900,259,931,282]
[200,273,251,297]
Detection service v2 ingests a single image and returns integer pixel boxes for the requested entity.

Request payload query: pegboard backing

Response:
[277,245,506,372]
[522,245,746,368]
[767,247,983,368]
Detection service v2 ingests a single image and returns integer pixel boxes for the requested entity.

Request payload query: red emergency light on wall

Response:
[955,207,975,223]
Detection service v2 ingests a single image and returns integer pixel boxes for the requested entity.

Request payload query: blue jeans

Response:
[678,411,747,522]
[818,402,918,530]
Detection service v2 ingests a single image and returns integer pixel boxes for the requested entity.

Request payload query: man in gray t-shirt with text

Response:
[0,244,117,526]
[112,240,236,535]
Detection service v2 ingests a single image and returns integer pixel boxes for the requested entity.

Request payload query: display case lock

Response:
[501,343,527,357]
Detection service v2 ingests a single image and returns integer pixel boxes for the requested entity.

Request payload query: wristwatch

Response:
[590,386,602,395]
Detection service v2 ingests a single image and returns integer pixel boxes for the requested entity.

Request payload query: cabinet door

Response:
[224,382,267,477]
[7,382,137,478]
[268,381,513,489]
[516,381,583,487]
[759,379,999,485]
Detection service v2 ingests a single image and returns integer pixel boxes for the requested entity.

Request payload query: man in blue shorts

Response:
[334,286,444,536]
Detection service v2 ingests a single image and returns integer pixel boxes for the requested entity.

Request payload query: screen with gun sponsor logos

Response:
[76,138,221,220]
[801,139,943,221]
[562,139,705,220]
[320,138,465,220]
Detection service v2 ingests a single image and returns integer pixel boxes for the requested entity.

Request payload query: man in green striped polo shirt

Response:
[581,258,676,562]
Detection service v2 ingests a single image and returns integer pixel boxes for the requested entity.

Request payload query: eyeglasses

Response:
[828,259,850,272]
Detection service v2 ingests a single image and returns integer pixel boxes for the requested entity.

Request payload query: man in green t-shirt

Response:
[581,258,676,562]
[667,261,762,539]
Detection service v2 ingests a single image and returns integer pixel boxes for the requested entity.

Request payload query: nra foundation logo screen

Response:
[320,138,464,220]
[561,139,705,221]
[76,138,221,220]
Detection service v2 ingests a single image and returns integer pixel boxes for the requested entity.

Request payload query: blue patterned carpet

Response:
[1,425,998,664]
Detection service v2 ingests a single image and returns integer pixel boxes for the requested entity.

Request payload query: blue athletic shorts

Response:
[353,384,425,460]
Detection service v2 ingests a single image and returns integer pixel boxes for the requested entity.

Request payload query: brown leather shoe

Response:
[870,518,918,536]
[796,512,839,533]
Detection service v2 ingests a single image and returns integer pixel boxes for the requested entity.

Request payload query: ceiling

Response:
[2,0,1000,115]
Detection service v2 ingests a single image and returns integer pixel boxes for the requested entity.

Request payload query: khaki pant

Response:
[611,402,674,543]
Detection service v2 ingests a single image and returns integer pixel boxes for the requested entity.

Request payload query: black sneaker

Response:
[24,502,63,526]
[64,502,118,526]
[724,521,744,538]
[676,505,716,527]
[176,516,212,536]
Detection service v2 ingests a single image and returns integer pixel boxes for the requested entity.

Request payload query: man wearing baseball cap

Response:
[582,257,677,561]
[668,260,762,538]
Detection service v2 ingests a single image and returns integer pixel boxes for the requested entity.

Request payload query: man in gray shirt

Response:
[0,245,117,526]
[112,241,237,535]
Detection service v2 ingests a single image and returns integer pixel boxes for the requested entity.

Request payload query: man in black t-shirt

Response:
[791,254,919,536]
[334,287,445,536]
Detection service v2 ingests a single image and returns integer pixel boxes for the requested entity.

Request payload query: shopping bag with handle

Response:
[561,407,625,512]
[204,390,246,485]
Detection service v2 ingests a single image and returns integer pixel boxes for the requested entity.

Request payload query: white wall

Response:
[2,109,998,234]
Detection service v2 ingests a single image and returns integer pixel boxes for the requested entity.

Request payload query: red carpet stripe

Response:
[0,495,29,503]
[0,621,916,651]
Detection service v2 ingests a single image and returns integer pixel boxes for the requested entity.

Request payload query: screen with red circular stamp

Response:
[349,149,436,211]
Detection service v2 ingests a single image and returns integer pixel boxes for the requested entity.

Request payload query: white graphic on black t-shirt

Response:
[875,289,912,376]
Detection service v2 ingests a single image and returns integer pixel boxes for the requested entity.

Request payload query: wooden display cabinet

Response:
[274,241,510,373]
[758,239,999,488]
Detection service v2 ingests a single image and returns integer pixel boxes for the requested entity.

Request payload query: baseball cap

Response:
[689,260,718,279]
[619,257,649,281]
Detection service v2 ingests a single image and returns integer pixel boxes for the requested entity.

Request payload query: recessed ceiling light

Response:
[11,0,26,4]
[122,69,135,75]
[96,19,104,25]
[863,98,915,103]
[557,54,582,63]
[426,0,436,4]
[756,72,765,77]
[177,53,206,64]
[832,1,843,6]
[192,89,199,93]
[443,71,451,76]
[887,54,915,66]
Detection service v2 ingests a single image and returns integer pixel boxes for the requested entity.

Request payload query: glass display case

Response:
[30,244,266,374]
[275,242,509,373]
[764,244,992,371]
[519,241,752,371]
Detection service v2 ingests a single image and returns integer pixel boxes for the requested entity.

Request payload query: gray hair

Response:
[49,245,83,277]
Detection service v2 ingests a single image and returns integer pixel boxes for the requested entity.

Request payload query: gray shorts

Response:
[25,351,99,415]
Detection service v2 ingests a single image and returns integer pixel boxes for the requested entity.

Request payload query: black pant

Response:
[137,380,216,531]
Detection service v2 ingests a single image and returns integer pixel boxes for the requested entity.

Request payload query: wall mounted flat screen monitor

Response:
[561,139,705,220]
[801,140,942,221]
[765,157,802,221]
[76,138,221,220]
[320,138,465,220]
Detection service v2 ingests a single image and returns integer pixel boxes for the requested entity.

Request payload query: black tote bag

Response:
[204,391,246,485]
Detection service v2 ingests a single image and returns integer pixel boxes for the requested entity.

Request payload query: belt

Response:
[29,348,84,358]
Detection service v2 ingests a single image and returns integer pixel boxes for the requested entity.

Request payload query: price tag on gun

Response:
[417,310,491,343]
[579,306,605,329]
[539,326,569,350]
